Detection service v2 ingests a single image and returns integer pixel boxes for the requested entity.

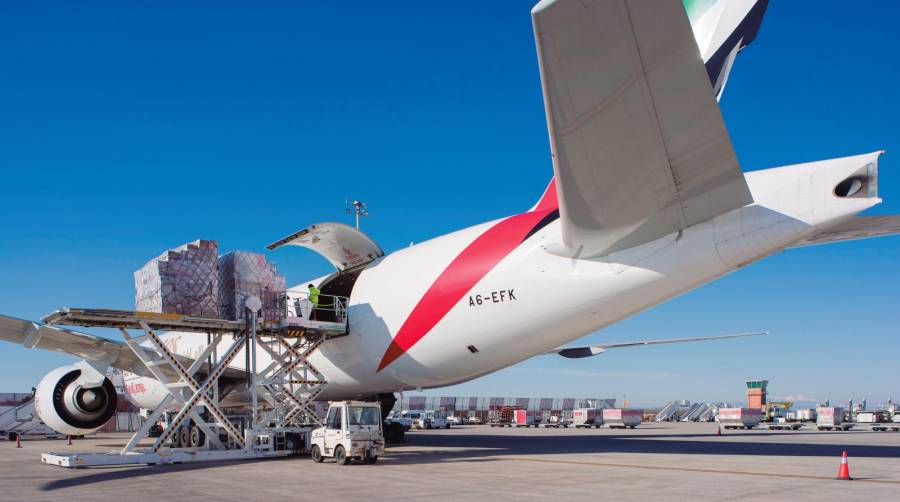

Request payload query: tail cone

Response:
[836,451,852,480]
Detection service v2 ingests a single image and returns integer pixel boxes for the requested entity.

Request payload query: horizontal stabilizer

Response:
[547,331,766,358]
[791,216,900,247]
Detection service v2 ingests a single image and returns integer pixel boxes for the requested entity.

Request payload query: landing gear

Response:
[384,422,405,443]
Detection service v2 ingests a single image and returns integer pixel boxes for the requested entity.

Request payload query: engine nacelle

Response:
[34,365,118,436]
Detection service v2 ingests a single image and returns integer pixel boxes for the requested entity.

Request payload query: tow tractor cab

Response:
[311,401,384,465]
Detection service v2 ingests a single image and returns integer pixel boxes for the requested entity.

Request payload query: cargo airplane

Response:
[2,0,898,438]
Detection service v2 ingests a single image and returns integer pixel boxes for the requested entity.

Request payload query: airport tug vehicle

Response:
[310,401,384,465]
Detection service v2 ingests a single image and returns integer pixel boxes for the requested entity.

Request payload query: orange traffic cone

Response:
[716,426,722,436]
[15,435,22,448]
[836,451,852,480]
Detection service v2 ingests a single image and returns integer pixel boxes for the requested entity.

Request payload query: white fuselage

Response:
[123,153,880,409]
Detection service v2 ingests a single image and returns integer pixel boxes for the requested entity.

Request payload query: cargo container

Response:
[602,408,642,429]
[513,409,540,427]
[717,407,761,429]
[816,407,853,431]
[856,412,880,424]
[573,408,603,428]
[795,408,817,422]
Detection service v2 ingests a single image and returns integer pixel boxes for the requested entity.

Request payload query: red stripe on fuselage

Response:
[534,178,558,212]
[377,207,557,372]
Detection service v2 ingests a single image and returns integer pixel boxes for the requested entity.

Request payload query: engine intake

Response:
[34,365,117,435]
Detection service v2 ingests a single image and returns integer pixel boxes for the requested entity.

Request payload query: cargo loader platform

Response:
[38,295,348,468]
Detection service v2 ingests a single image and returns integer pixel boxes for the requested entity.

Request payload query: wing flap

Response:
[532,0,752,257]
[547,331,766,358]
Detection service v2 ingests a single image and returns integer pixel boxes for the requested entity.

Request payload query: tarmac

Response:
[2,422,900,501]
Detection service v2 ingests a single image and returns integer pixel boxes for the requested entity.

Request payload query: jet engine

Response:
[34,365,118,435]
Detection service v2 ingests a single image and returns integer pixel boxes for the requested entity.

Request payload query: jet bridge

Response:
[38,296,348,468]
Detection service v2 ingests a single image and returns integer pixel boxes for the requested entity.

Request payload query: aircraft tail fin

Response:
[686,0,770,100]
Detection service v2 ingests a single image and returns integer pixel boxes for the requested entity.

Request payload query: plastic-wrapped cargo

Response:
[602,408,643,428]
[717,407,761,429]
[218,251,286,323]
[134,240,220,317]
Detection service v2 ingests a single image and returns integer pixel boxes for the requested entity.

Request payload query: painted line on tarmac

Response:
[502,457,900,484]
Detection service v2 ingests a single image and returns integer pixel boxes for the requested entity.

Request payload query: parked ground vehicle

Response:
[467,416,482,425]
[414,411,450,429]
[311,401,384,465]
[386,410,414,431]
[539,415,569,428]
[446,415,462,425]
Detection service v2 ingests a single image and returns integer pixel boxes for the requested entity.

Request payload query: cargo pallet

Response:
[38,299,347,468]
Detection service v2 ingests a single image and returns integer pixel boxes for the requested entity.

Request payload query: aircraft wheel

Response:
[311,445,324,463]
[334,446,349,465]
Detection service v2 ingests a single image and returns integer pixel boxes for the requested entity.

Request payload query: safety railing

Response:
[277,291,348,324]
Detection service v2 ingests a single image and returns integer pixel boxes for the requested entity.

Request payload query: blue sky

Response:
[1,1,898,407]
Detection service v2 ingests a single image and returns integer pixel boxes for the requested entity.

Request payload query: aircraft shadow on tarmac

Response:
[41,429,900,491]
[390,429,900,464]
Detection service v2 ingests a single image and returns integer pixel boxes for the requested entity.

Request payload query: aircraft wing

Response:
[790,215,900,247]
[532,0,753,257]
[0,314,245,382]
[547,331,766,358]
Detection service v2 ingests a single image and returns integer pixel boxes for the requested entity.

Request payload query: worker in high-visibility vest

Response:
[307,284,320,320]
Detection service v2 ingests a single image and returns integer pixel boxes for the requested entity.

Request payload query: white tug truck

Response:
[311,401,385,465]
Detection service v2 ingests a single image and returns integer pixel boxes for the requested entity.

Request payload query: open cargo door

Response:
[266,222,383,272]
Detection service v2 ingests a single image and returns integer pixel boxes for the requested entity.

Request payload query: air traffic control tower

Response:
[747,379,768,411]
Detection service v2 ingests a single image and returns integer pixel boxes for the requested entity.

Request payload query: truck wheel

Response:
[178,427,190,448]
[334,446,349,465]
[445,424,451,429]
[365,454,378,465]
[311,445,324,463]
[189,426,205,448]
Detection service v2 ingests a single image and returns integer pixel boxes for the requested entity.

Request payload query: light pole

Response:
[346,200,369,229]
